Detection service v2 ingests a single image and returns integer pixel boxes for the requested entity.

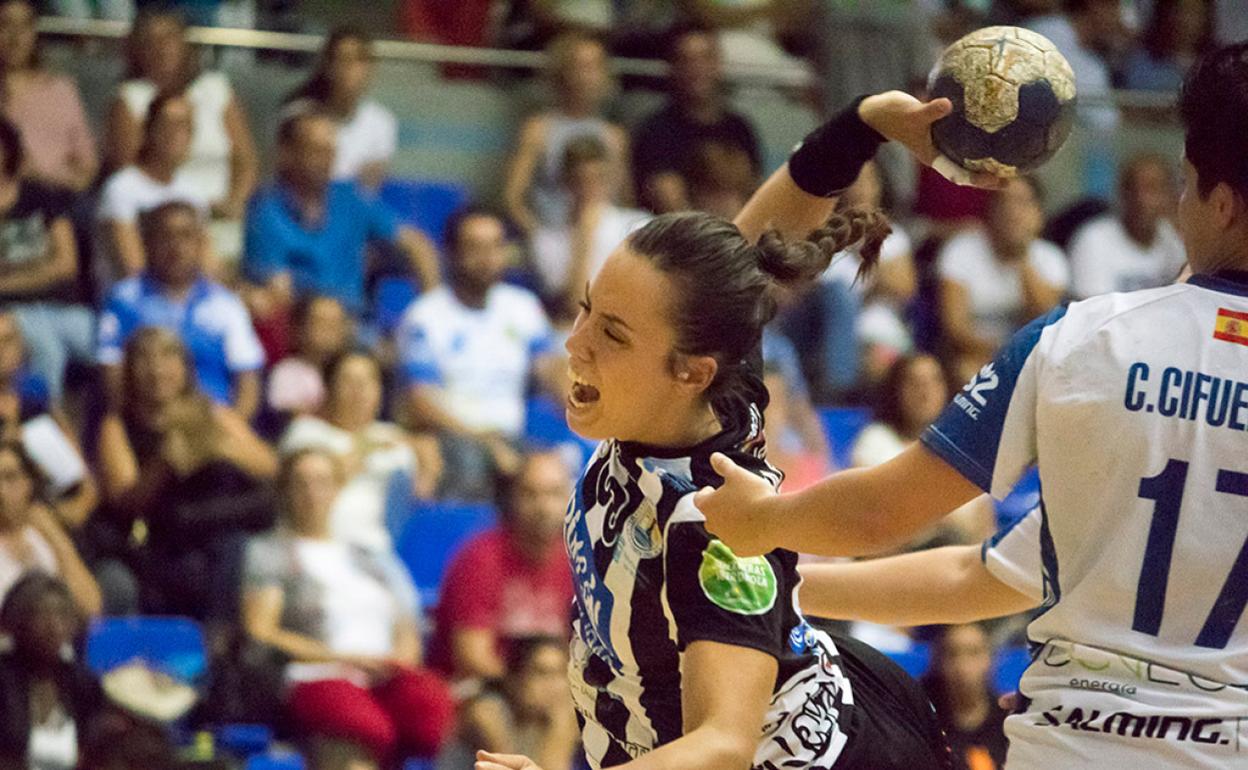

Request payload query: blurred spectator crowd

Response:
[0,1,1213,770]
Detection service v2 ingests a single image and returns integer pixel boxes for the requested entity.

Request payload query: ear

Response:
[1210,182,1242,230]
[675,354,718,395]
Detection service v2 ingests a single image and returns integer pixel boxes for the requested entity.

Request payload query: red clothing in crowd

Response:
[429,528,573,675]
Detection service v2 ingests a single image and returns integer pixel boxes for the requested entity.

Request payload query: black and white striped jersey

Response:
[564,402,854,769]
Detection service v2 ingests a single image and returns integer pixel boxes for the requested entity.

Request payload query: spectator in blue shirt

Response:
[97,201,265,419]
[241,109,439,328]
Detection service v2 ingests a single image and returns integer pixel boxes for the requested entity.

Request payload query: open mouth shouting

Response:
[567,366,601,411]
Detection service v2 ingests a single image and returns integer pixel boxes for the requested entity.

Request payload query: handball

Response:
[928,26,1076,178]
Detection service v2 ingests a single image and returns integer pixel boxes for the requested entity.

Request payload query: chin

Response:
[565,399,611,442]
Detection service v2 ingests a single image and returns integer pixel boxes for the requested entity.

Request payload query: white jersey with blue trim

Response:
[924,271,1248,768]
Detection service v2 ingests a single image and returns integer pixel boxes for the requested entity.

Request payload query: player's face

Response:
[565,247,701,443]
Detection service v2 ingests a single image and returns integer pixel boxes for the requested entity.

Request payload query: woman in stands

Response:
[94,327,276,619]
[0,573,104,770]
[0,0,98,193]
[241,448,453,768]
[105,8,258,261]
[476,91,998,770]
[286,26,397,191]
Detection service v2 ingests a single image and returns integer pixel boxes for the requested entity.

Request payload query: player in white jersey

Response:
[697,42,1248,769]
[473,92,1001,770]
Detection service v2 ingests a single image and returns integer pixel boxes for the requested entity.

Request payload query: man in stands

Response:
[395,205,561,501]
[1068,153,1186,299]
[428,449,573,680]
[241,109,438,351]
[631,24,761,214]
[97,201,265,419]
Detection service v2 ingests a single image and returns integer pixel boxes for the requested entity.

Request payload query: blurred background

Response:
[0,1,1215,769]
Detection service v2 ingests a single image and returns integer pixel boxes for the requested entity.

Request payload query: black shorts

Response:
[828,632,953,770]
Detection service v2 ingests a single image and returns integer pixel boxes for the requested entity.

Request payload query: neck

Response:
[641,402,722,449]
[948,686,990,728]
[511,532,552,563]
[295,523,333,541]
[159,277,197,301]
[1123,215,1157,247]
[140,156,178,184]
[560,100,595,120]
[680,94,721,123]
[451,281,489,309]
[326,91,359,118]
[284,177,327,216]
[331,409,371,433]
[990,231,1027,263]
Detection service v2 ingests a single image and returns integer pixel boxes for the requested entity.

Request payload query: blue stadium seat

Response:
[883,642,932,680]
[992,646,1032,695]
[816,407,872,470]
[216,724,274,759]
[373,275,421,335]
[525,395,597,465]
[403,759,437,770]
[85,616,206,682]
[378,179,471,248]
[396,502,498,609]
[244,751,305,770]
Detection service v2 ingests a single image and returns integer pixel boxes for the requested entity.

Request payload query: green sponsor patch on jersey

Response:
[698,539,778,615]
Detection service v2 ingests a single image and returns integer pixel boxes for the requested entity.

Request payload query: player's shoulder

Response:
[1042,284,1195,354]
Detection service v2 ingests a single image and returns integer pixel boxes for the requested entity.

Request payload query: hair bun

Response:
[756,207,892,289]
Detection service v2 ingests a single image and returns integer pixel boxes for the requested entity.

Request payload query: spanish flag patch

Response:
[1215,308,1248,346]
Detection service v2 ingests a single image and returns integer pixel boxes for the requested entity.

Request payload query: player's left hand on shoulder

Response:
[858,91,1005,190]
[475,751,543,770]
[694,452,781,557]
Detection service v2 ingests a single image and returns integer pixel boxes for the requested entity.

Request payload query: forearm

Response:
[40,515,102,616]
[254,627,343,663]
[799,546,1036,625]
[406,387,477,436]
[231,373,261,422]
[615,725,754,770]
[0,260,72,294]
[399,229,441,290]
[733,163,838,245]
[768,444,981,557]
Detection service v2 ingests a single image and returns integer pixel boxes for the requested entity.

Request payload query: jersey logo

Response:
[1214,308,1248,347]
[698,539,777,615]
[963,362,1000,406]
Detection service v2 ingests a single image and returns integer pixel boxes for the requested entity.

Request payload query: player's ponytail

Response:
[628,210,888,424]
[755,208,891,288]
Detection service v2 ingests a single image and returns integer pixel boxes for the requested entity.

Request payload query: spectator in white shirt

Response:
[397,205,561,500]
[286,26,397,192]
[280,350,441,553]
[530,135,649,321]
[96,91,210,294]
[1069,153,1186,299]
[937,177,1069,382]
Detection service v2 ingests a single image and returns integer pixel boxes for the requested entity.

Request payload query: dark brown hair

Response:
[287,25,373,106]
[627,210,890,421]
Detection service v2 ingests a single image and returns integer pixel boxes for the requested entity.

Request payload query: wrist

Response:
[788,95,885,198]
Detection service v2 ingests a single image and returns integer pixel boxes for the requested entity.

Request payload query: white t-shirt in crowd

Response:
[120,72,234,204]
[95,165,211,294]
[530,205,650,297]
[823,227,915,354]
[937,229,1070,349]
[396,284,555,437]
[0,526,58,606]
[332,100,398,182]
[849,422,909,469]
[279,416,416,552]
[1068,215,1186,299]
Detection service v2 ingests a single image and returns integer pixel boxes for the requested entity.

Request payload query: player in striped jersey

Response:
[473,91,998,770]
[698,42,1248,769]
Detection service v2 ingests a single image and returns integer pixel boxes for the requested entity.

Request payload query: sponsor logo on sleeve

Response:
[698,539,778,615]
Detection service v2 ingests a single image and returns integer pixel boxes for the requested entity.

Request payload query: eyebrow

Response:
[583,283,634,332]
